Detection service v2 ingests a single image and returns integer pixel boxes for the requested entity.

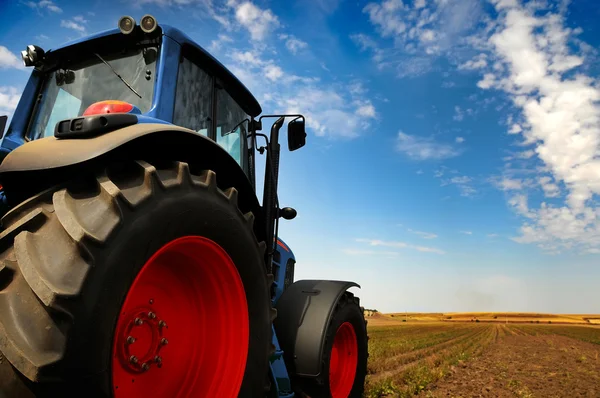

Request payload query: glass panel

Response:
[216,87,248,168]
[28,46,157,140]
[173,56,212,136]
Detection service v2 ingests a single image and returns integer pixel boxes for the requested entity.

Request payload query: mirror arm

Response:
[257,114,305,126]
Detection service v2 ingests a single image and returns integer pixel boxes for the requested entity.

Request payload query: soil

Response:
[422,334,600,398]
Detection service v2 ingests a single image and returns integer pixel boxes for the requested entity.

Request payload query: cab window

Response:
[173,55,212,137]
[216,85,248,170]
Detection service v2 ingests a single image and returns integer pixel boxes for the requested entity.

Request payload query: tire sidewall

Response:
[64,183,270,397]
[322,298,368,398]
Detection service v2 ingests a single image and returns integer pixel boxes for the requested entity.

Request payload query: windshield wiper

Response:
[93,53,142,99]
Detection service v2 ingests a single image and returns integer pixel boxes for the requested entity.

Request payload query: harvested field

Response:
[366,322,600,397]
[365,312,600,325]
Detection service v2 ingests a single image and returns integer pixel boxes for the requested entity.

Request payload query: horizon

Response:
[1,0,599,314]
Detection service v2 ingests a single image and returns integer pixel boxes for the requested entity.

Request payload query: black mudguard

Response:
[0,122,264,239]
[274,279,360,378]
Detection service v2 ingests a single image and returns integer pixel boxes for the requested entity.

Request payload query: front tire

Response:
[0,160,272,397]
[296,292,368,398]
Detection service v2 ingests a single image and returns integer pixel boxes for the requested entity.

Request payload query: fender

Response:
[0,123,263,239]
[274,279,360,378]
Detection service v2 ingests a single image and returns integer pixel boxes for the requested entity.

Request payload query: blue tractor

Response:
[0,15,368,398]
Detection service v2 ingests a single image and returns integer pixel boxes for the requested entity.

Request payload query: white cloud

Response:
[478,1,600,253]
[0,46,23,69]
[508,194,531,217]
[343,249,399,257]
[477,73,496,89]
[395,131,461,160]
[356,0,484,76]
[232,1,280,41]
[26,0,62,13]
[356,238,445,254]
[539,176,560,198]
[450,176,471,184]
[209,34,234,52]
[517,150,535,159]
[356,103,376,118]
[458,53,488,70]
[438,171,477,197]
[201,5,377,141]
[498,177,523,191]
[61,20,86,33]
[453,105,464,121]
[282,35,308,55]
[420,29,436,42]
[230,49,264,66]
[455,136,465,143]
[0,87,21,115]
[508,123,522,134]
[408,229,438,239]
[363,0,406,38]
[73,15,88,23]
[264,64,284,81]
[460,230,473,235]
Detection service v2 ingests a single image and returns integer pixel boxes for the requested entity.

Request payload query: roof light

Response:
[140,14,157,33]
[21,44,45,67]
[83,100,135,116]
[118,16,136,34]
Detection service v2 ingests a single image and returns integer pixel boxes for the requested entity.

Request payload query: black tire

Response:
[0,160,273,397]
[296,292,368,398]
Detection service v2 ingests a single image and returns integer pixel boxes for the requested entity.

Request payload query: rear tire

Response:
[296,292,368,398]
[0,160,272,397]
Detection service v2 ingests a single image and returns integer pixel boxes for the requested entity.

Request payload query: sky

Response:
[0,0,599,314]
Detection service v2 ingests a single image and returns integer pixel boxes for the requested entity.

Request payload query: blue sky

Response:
[1,0,599,313]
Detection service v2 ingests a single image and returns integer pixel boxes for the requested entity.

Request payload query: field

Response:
[370,312,600,325]
[365,316,600,397]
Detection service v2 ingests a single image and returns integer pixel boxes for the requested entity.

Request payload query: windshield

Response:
[28,46,157,140]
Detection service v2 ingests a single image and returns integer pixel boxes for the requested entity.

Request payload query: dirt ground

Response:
[421,334,600,398]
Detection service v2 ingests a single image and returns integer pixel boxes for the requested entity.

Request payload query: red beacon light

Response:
[83,100,140,116]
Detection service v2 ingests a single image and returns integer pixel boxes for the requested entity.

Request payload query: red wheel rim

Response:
[112,236,249,398]
[329,321,358,398]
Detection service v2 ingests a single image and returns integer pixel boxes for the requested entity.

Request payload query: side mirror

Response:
[287,118,306,151]
[0,116,7,139]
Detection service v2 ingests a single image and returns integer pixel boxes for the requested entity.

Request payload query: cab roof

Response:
[46,24,262,117]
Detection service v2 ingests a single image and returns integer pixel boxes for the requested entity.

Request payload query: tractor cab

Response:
[0,15,267,181]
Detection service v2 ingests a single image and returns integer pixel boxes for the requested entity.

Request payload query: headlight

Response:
[140,14,157,33]
[118,16,136,34]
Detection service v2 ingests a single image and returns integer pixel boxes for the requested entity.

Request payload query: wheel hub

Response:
[111,235,249,397]
[116,305,168,373]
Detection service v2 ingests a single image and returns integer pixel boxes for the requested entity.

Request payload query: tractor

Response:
[0,14,368,398]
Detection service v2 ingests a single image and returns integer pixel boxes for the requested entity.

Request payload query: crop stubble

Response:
[366,322,600,397]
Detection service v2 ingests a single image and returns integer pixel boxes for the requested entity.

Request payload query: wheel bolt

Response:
[129,355,138,364]
[148,312,156,319]
[134,318,143,325]
[154,356,162,364]
[158,320,167,328]
[141,362,150,371]
[126,336,136,344]
[160,338,168,345]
